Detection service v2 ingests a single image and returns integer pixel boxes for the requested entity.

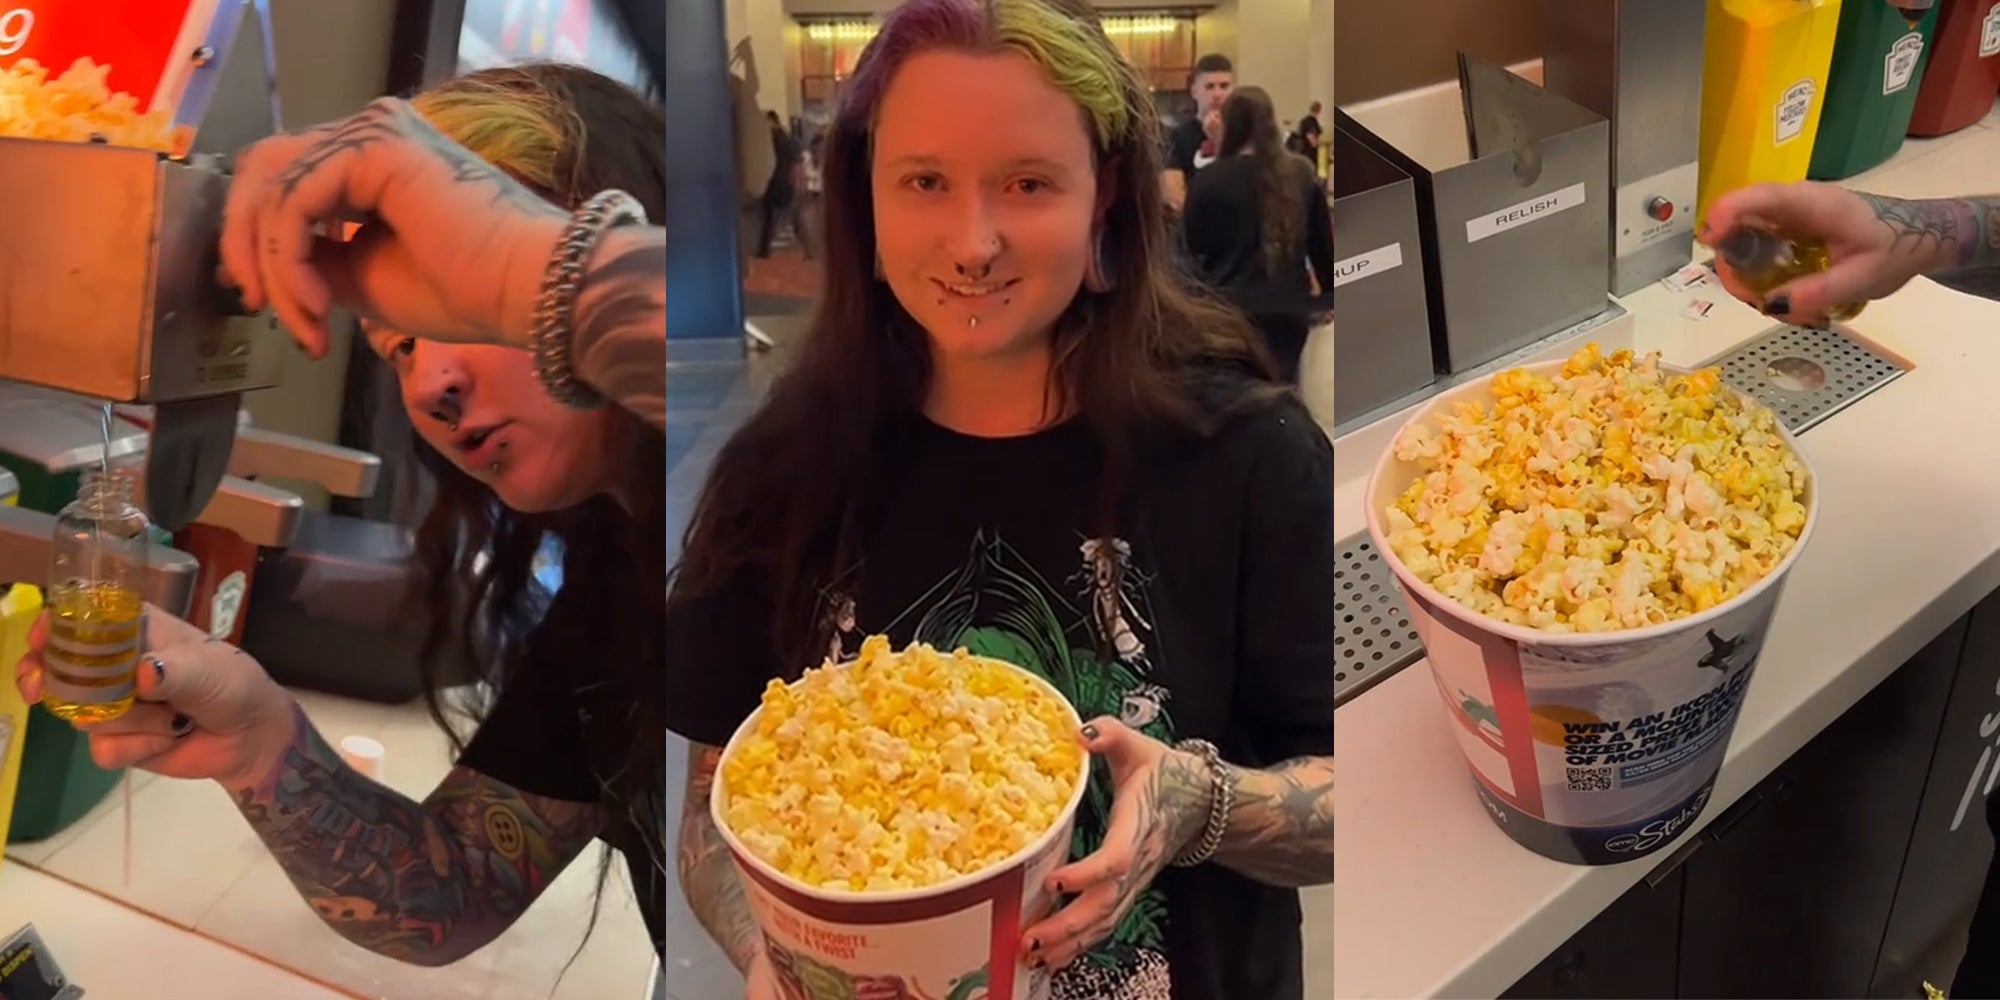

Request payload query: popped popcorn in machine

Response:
[0,0,284,534]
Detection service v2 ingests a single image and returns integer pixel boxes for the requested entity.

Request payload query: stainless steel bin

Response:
[1332,123,1435,427]
[1340,55,1613,373]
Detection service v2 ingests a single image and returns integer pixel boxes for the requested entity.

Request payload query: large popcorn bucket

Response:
[710,655,1094,1000]
[1364,359,1818,865]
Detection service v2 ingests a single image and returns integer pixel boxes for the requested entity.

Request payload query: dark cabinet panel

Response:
[1502,869,1683,999]
[1674,615,1963,998]
[1874,591,2000,996]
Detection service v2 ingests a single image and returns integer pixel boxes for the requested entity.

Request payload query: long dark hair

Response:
[669,0,1277,673]
[403,62,669,936]
[1219,85,1308,276]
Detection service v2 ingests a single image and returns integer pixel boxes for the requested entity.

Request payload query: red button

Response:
[1646,197,1675,223]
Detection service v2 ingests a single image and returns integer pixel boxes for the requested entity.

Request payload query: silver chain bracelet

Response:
[1169,737,1237,868]
[530,188,649,409]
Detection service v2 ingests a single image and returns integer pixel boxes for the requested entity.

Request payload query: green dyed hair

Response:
[840,0,1137,153]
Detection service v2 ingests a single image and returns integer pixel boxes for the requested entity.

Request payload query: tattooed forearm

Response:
[1210,755,1335,887]
[228,704,601,965]
[275,99,562,220]
[678,745,765,972]
[1857,192,1961,259]
[569,226,668,430]
[1858,192,2000,302]
[1913,194,2000,301]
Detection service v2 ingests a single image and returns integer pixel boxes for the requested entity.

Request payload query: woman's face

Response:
[367,326,623,512]
[870,48,1107,365]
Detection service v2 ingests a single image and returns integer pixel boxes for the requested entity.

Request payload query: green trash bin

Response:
[0,394,150,845]
[1810,0,1944,179]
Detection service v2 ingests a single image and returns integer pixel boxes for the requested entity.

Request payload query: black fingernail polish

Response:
[171,713,193,736]
[1763,294,1791,316]
[1081,724,1100,742]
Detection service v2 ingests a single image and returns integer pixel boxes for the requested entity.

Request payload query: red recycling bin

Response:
[1910,0,2000,135]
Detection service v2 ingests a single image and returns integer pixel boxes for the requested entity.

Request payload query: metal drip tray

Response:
[1335,538,1420,706]
[1333,324,1909,708]
[1706,324,1909,434]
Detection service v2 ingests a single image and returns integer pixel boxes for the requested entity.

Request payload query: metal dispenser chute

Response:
[0,0,283,532]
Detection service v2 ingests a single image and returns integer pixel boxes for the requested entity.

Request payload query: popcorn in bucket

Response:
[1364,346,1818,864]
[711,637,1092,1000]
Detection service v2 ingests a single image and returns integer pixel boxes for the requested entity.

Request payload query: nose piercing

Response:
[448,421,459,433]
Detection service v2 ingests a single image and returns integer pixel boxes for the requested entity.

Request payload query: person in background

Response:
[731,38,778,270]
[1299,100,1322,142]
[757,109,805,258]
[1286,108,1323,160]
[1699,179,2000,998]
[1184,85,1336,384]
[1162,52,1234,214]
[793,131,823,260]
[18,65,676,964]
[662,1,1335,999]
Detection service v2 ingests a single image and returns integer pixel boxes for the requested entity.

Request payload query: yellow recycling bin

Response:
[1698,0,1846,230]
[0,584,42,864]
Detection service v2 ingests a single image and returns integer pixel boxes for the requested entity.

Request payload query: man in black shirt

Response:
[1162,53,1234,215]
[756,110,803,258]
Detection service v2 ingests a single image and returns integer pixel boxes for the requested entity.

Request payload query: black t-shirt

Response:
[1184,154,1337,319]
[456,601,669,957]
[1166,117,1215,180]
[663,381,1337,1000]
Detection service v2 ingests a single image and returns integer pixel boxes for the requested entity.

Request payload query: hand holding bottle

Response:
[1700,181,1956,324]
[14,606,299,792]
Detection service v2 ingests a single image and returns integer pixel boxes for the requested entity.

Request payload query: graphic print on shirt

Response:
[840,530,1177,1000]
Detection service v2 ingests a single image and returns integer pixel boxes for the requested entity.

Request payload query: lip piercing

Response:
[969,316,981,328]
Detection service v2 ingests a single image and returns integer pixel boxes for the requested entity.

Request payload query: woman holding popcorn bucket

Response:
[659,1,1336,999]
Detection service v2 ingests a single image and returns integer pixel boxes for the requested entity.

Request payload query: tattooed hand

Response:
[744,950,783,1000]
[16,604,297,792]
[219,97,570,359]
[1699,181,1980,324]
[1019,718,1212,972]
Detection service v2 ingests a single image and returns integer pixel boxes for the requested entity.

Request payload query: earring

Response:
[1083,229,1115,294]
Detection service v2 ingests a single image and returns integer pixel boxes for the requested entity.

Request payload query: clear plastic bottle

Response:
[1714,227,1867,322]
[39,466,149,724]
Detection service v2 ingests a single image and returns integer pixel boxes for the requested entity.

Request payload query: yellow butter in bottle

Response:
[39,466,148,724]
[1715,227,1865,322]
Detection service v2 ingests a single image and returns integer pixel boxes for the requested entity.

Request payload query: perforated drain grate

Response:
[1708,324,1909,433]
[1334,538,1421,706]
[1332,324,1909,708]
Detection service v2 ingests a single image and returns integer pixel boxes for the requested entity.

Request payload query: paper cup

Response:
[1364,359,1818,865]
[711,655,1093,1000]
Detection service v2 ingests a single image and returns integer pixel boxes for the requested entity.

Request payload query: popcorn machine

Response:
[0,0,283,537]
[0,0,285,847]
